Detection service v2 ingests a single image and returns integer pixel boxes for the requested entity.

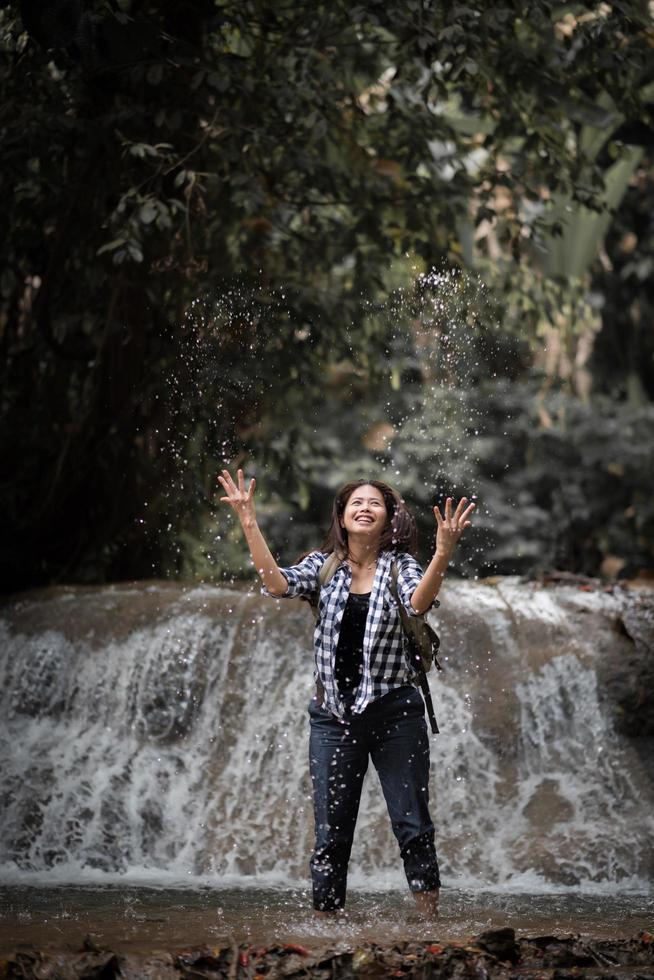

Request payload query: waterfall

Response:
[1,579,652,889]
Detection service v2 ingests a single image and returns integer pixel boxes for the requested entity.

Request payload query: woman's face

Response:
[340,484,388,542]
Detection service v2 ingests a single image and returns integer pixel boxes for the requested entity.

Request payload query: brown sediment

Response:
[3,929,654,979]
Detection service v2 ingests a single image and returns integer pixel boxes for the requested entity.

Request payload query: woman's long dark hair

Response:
[321,480,418,558]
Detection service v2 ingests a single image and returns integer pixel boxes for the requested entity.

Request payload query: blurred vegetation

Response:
[1,0,653,591]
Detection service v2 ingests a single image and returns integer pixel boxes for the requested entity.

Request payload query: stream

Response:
[1,578,652,950]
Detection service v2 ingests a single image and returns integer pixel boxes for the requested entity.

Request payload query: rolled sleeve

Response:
[261,550,326,600]
[395,553,440,617]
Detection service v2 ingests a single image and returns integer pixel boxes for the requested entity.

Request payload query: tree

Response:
[1,0,652,589]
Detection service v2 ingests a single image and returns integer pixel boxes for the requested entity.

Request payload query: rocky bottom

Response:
[4,929,654,980]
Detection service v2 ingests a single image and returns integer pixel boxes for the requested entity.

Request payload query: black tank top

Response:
[335,591,370,694]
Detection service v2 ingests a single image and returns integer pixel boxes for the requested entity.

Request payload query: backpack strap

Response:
[414,671,440,736]
[389,561,440,736]
[319,552,342,589]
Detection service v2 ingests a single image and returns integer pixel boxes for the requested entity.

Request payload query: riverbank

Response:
[4,929,654,980]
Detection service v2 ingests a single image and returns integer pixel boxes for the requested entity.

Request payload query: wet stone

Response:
[476,928,518,963]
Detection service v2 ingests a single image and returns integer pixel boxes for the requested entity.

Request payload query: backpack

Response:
[309,553,442,734]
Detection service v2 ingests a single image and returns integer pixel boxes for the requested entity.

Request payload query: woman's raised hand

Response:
[218,468,257,527]
[434,496,475,557]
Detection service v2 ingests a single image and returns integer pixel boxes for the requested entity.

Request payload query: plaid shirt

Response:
[263,550,439,719]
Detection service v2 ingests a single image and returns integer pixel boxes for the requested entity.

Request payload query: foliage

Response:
[194,278,654,582]
[1,1,653,589]
[209,373,654,583]
[590,159,654,403]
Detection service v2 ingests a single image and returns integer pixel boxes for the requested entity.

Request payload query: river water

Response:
[1,885,652,953]
[1,580,652,952]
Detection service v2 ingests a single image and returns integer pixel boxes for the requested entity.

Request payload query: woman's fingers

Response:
[436,497,476,532]
[217,477,233,499]
[220,469,237,493]
[218,471,241,503]
[218,468,256,506]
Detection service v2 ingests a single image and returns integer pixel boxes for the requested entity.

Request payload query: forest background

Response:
[1,0,653,594]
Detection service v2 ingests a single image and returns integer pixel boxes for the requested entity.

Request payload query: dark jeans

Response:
[308,684,441,911]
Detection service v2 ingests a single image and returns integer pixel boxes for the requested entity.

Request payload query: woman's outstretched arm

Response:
[410,496,476,614]
[217,468,288,597]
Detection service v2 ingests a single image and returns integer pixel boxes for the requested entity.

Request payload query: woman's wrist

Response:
[240,513,257,533]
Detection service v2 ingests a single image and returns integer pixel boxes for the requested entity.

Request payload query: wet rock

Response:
[476,928,518,963]
[521,779,574,829]
[117,953,179,979]
[520,936,596,968]
[175,944,233,977]
[596,590,654,738]
[5,950,122,979]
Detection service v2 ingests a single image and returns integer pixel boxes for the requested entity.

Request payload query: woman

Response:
[218,469,474,917]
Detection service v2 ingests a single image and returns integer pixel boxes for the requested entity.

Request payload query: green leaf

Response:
[139,202,157,224]
[97,238,127,255]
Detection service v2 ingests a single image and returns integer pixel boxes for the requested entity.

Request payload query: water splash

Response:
[158,268,513,581]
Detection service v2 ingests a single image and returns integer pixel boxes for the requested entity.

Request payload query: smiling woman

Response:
[217,469,474,918]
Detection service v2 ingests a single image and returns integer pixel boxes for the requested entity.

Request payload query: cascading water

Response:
[1,579,652,891]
